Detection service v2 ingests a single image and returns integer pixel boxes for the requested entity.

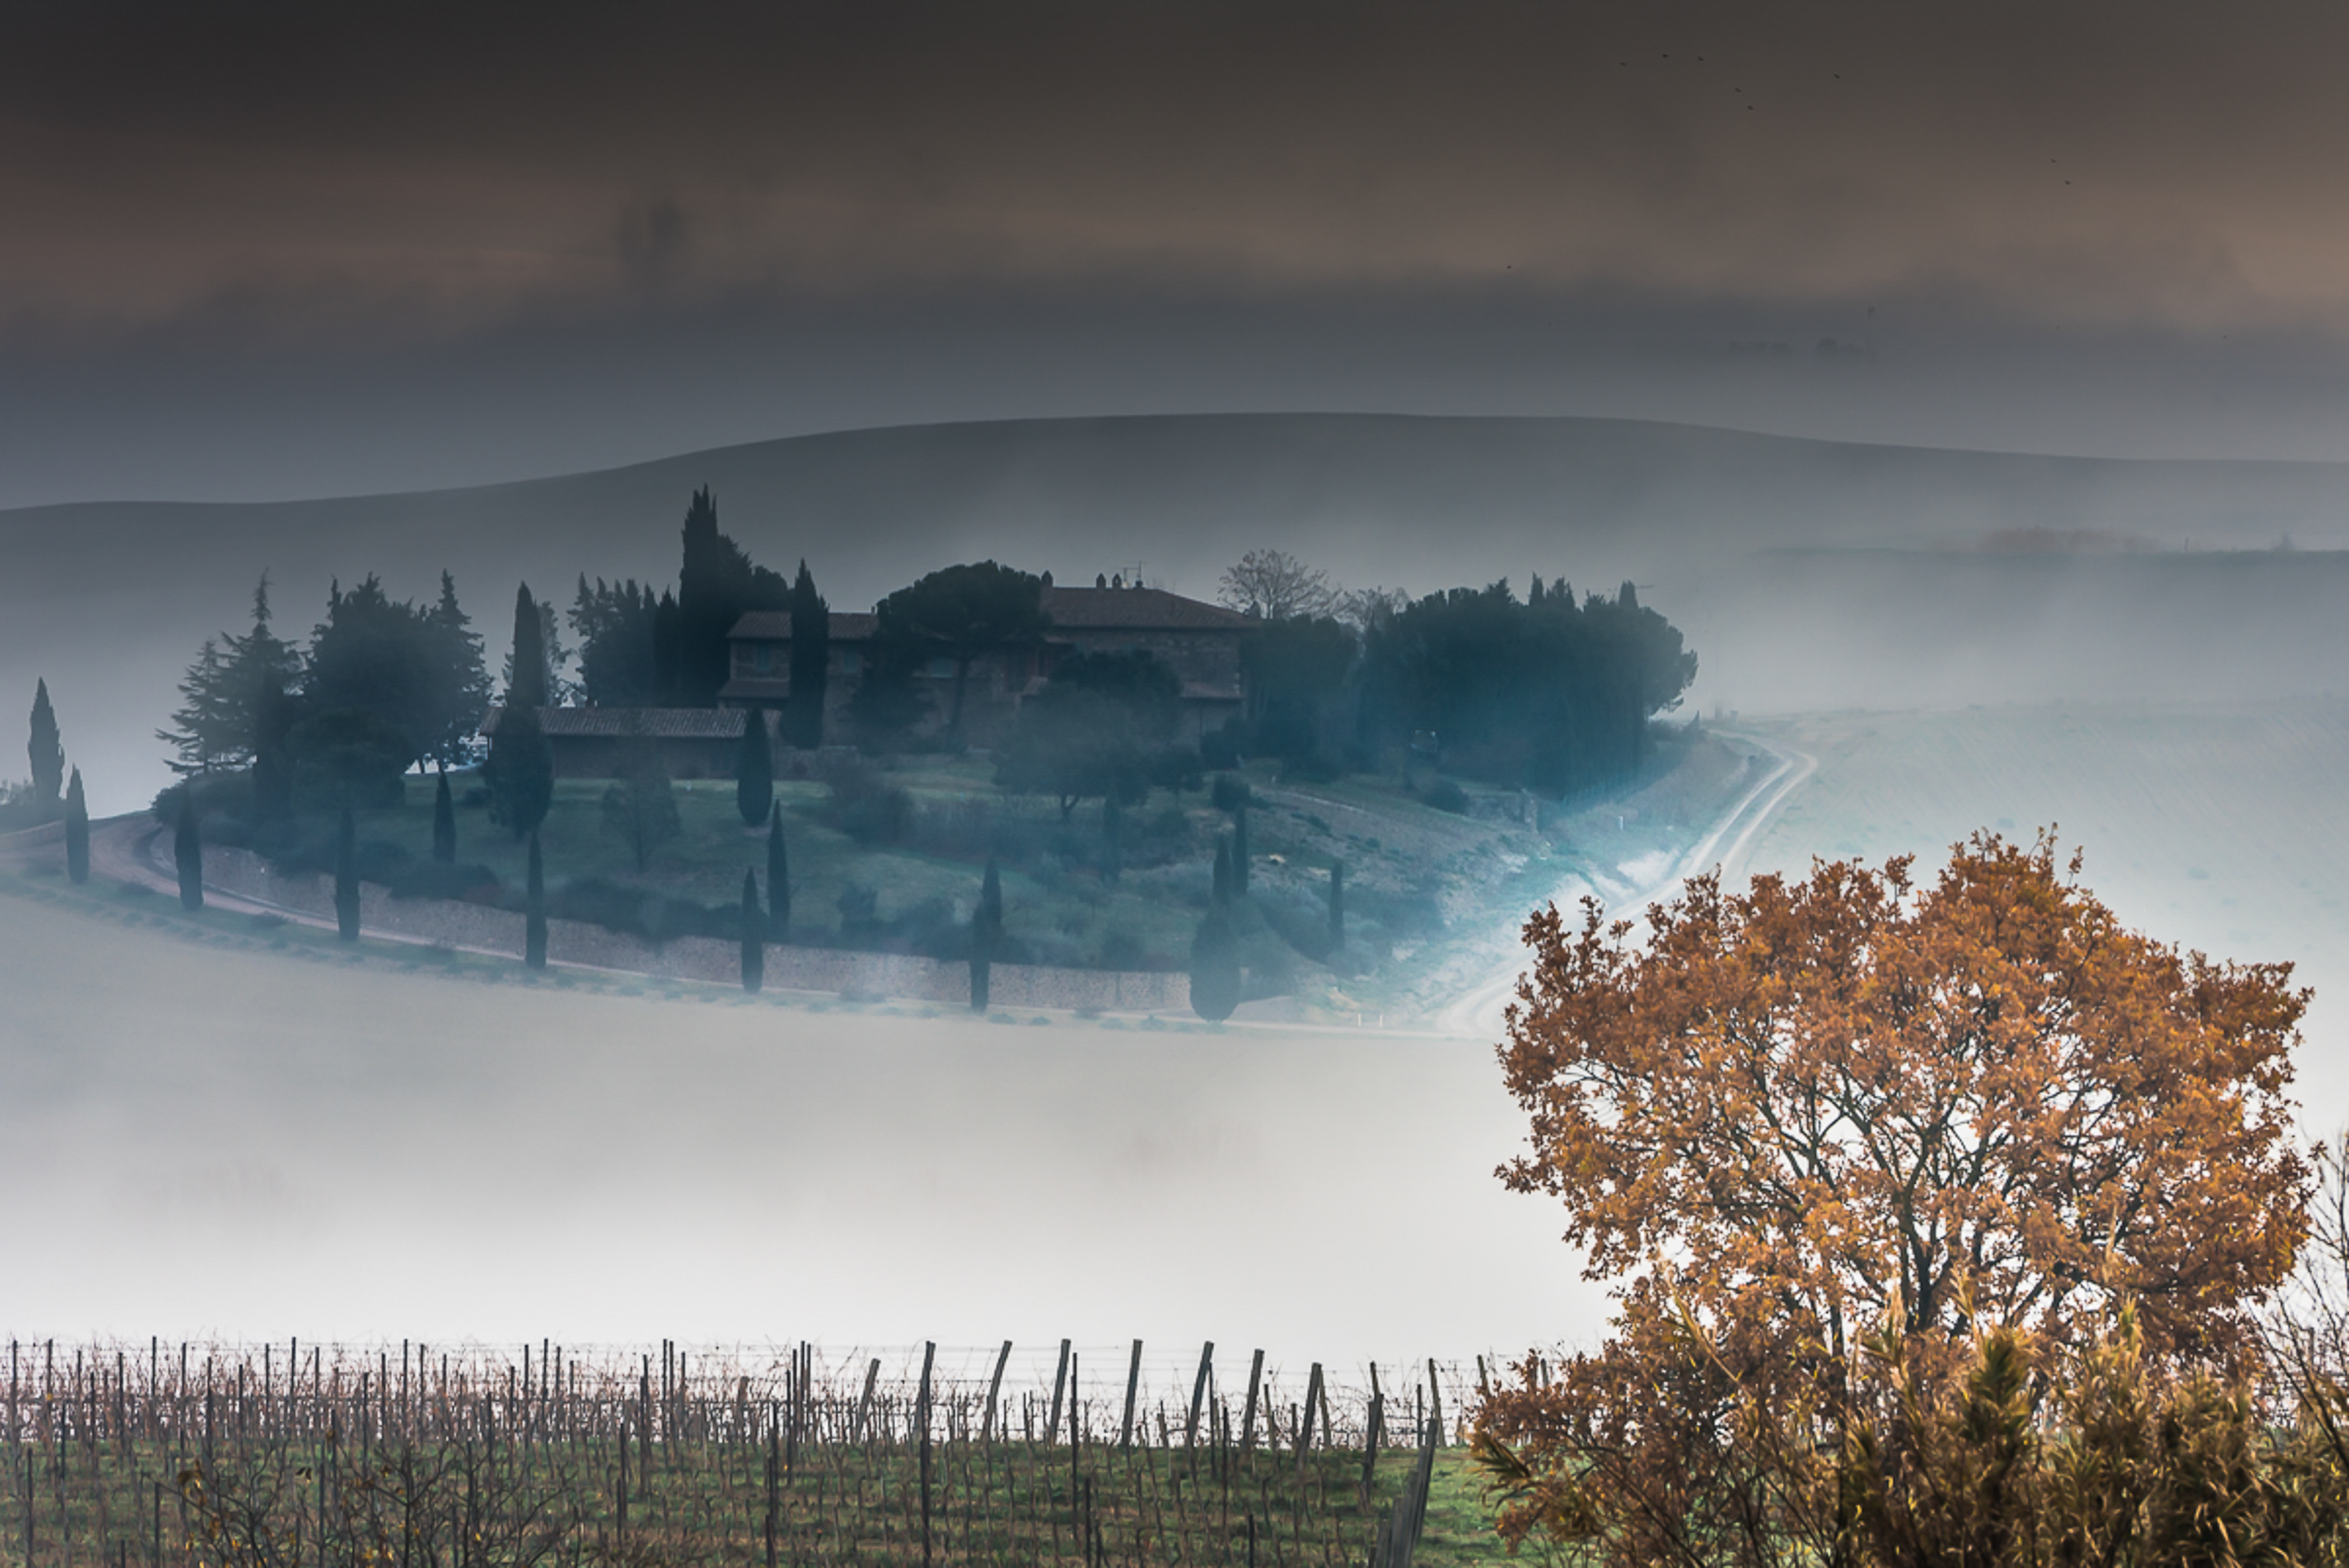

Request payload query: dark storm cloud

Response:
[9,1,2349,341]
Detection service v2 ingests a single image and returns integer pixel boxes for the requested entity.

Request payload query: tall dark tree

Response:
[484,584,556,839]
[736,708,774,826]
[432,771,457,864]
[333,807,360,942]
[27,679,62,820]
[1101,795,1123,886]
[485,702,553,839]
[767,802,791,939]
[63,768,88,885]
[1357,579,1695,796]
[1212,837,1234,907]
[1231,801,1251,896]
[675,487,790,706]
[161,574,301,777]
[421,571,492,770]
[740,868,766,993]
[1327,860,1346,954]
[173,789,203,911]
[304,576,441,771]
[505,582,549,712]
[1239,615,1356,763]
[524,830,547,970]
[871,561,1052,741]
[784,561,830,749]
[1189,908,1241,1022]
[970,855,1004,1012]
[569,576,662,707]
[651,589,683,703]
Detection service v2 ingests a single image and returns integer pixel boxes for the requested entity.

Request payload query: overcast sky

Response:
[11,0,2349,504]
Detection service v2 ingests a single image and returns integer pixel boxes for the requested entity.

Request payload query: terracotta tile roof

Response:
[1042,585,1258,632]
[482,706,747,739]
[728,610,878,641]
[733,592,1249,642]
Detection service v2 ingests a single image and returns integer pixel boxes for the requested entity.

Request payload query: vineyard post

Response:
[1119,1341,1142,1453]
[1184,1343,1213,1456]
[763,1419,778,1568]
[916,1341,936,1568]
[1296,1364,1323,1474]
[1240,1351,1264,1456]
[983,1341,1011,1444]
[855,1360,880,1445]
[1427,1358,1444,1444]
[1048,1342,1071,1445]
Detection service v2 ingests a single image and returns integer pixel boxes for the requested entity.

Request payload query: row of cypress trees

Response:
[22,679,92,885]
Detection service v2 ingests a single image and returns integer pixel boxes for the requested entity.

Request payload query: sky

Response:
[13,1,2349,506]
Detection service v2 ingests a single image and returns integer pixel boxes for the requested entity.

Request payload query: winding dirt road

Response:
[1430,731,1817,1041]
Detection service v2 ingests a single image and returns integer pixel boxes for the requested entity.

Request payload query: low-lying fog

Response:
[0,892,1597,1367]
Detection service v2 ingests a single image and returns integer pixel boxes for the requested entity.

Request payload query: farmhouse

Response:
[721,578,1255,744]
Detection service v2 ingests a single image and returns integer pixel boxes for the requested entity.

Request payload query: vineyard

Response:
[3,1339,1483,1568]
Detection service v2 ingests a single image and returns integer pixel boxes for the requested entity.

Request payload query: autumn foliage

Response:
[1480,831,2316,1561]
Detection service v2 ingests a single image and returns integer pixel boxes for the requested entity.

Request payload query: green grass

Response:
[2,1423,1516,1568]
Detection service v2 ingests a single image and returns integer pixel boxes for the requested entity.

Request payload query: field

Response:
[0,1339,1517,1566]
[1727,700,2349,1122]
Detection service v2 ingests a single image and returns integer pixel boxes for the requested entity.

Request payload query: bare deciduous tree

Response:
[1216,549,1338,621]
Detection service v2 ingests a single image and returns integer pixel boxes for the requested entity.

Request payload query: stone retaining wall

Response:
[201,845,1188,1013]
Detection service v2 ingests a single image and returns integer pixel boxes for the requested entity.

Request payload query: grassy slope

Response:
[1731,700,2349,1123]
[256,725,1760,1022]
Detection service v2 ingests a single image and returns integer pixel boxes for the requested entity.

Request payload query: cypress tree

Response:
[1231,802,1250,895]
[524,830,548,970]
[740,868,765,993]
[767,802,791,938]
[1101,795,1123,887]
[63,768,87,885]
[432,770,457,864]
[1189,908,1241,1022]
[486,700,553,839]
[970,855,1003,1012]
[651,589,682,703]
[1212,837,1233,907]
[1328,860,1346,954]
[27,679,62,821]
[507,583,548,711]
[785,561,830,749]
[736,707,774,826]
[334,807,360,942]
[173,788,203,911]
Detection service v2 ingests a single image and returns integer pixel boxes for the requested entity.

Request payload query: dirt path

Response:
[1428,731,1817,1041]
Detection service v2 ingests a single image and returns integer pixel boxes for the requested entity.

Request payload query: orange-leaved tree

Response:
[1478,830,2312,1559]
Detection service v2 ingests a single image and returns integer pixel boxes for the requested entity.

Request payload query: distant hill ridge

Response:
[9,411,2349,813]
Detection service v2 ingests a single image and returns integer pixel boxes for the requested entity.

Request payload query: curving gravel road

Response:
[1429,731,1817,1042]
